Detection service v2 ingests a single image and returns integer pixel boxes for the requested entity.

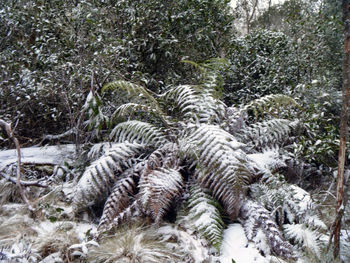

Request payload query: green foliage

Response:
[185,186,225,250]
[223,30,297,105]
[0,0,235,145]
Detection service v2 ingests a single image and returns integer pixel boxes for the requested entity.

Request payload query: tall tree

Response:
[333,0,350,258]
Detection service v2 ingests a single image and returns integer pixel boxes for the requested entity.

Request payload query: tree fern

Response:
[73,142,144,209]
[184,185,225,250]
[74,73,322,261]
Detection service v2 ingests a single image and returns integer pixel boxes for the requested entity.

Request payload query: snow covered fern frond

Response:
[283,224,323,257]
[185,186,225,250]
[146,142,180,170]
[103,80,170,126]
[162,84,225,124]
[239,200,295,259]
[241,94,299,119]
[183,124,252,219]
[140,167,183,223]
[112,102,159,119]
[238,119,296,149]
[98,176,137,233]
[73,142,144,209]
[103,80,160,110]
[110,120,168,147]
[87,142,117,160]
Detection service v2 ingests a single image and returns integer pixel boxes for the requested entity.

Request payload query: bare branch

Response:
[0,171,48,188]
[0,119,33,210]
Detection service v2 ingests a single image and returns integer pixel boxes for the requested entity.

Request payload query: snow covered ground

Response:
[0,144,75,171]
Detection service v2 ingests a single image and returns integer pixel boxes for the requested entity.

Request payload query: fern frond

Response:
[97,176,137,233]
[183,124,252,219]
[111,199,144,229]
[110,120,168,147]
[162,85,225,124]
[283,224,323,257]
[239,200,295,259]
[241,94,299,119]
[99,161,146,232]
[103,80,158,107]
[103,80,169,126]
[73,142,144,209]
[146,142,180,170]
[238,119,296,149]
[140,167,183,223]
[185,186,225,250]
[87,142,117,160]
[112,103,158,119]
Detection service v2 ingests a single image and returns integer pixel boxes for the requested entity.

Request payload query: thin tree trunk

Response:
[333,0,350,258]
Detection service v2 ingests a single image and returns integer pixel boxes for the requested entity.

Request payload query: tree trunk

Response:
[333,0,350,258]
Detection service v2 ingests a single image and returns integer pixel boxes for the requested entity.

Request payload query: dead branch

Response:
[0,171,48,188]
[0,119,33,210]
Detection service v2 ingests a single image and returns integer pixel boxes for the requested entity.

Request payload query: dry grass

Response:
[88,225,184,263]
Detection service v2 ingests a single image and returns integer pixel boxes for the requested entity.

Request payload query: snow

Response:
[220,224,268,263]
[248,148,283,173]
[0,144,75,171]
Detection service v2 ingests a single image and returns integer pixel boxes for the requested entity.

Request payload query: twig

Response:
[0,119,33,210]
[0,171,48,188]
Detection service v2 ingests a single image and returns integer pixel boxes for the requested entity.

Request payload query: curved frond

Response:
[110,120,168,147]
[103,80,158,107]
[73,142,144,209]
[98,176,137,233]
[186,186,225,250]
[139,167,183,223]
[183,124,252,219]
[112,103,158,119]
[238,119,297,149]
[103,80,169,125]
[87,142,117,160]
[241,94,299,119]
[239,200,295,259]
[162,85,225,124]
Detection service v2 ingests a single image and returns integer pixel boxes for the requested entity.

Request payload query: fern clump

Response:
[72,72,326,261]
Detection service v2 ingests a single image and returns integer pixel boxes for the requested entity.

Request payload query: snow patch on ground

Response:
[0,144,75,171]
[220,224,268,263]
